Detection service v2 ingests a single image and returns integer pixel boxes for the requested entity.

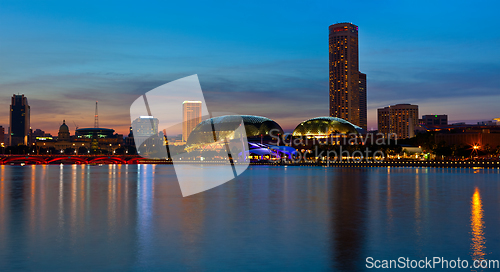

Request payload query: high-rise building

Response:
[182,101,202,141]
[9,94,30,146]
[131,116,159,137]
[419,115,448,126]
[378,104,419,139]
[329,22,366,129]
[0,126,5,145]
[358,72,367,130]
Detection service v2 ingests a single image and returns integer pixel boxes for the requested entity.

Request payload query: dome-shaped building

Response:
[186,115,283,150]
[292,117,365,137]
[58,120,71,141]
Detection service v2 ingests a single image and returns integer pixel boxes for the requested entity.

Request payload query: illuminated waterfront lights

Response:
[471,187,486,260]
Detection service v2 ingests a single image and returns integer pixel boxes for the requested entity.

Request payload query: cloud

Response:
[1,49,499,134]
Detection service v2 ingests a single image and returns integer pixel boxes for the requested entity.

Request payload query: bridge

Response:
[0,155,163,165]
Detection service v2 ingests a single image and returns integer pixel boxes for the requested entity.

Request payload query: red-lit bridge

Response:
[0,155,165,165]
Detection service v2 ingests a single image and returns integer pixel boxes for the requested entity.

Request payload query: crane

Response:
[94,101,99,128]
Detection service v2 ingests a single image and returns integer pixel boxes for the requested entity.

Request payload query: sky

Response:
[1,0,499,135]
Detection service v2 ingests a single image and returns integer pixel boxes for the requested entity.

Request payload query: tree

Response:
[5,145,29,155]
[64,148,75,155]
[450,144,458,158]
[78,146,88,155]
[484,144,492,157]
[126,146,137,155]
[114,147,125,155]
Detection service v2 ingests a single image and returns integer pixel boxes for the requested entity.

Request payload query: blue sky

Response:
[1,0,499,134]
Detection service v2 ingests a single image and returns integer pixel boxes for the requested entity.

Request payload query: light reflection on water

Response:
[471,187,486,261]
[0,165,498,271]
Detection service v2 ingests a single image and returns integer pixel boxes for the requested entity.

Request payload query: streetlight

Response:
[471,144,480,159]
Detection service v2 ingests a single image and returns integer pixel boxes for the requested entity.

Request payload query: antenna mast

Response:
[94,101,99,128]
[73,121,79,133]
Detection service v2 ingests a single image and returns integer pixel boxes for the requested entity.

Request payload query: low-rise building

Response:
[35,121,123,154]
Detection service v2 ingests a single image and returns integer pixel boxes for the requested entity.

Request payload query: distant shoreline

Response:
[250,160,500,169]
[0,155,500,169]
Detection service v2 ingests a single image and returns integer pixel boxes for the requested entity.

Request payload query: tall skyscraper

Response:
[9,94,30,146]
[358,72,367,130]
[0,126,4,145]
[378,104,419,139]
[182,101,202,141]
[329,23,367,130]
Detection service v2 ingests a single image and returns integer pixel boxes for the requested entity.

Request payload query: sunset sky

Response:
[1,0,499,135]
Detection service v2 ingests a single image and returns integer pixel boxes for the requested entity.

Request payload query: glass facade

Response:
[292,117,364,136]
[9,94,30,146]
[377,104,419,139]
[182,101,202,142]
[329,23,361,128]
[186,115,283,150]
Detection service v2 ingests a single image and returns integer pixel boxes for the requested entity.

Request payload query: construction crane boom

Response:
[94,101,99,128]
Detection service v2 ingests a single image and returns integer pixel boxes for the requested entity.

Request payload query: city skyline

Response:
[1,1,500,136]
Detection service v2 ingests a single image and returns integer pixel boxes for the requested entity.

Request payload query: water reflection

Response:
[0,166,498,271]
[471,187,486,260]
[330,169,368,271]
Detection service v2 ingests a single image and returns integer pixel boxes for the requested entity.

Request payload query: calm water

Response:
[0,165,499,271]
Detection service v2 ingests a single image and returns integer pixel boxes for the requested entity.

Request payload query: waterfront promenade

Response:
[1,155,499,168]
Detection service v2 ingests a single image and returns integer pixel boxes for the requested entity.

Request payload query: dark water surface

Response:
[0,165,499,271]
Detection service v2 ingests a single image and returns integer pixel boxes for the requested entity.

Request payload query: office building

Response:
[419,115,448,126]
[429,124,500,149]
[182,101,202,141]
[358,72,367,130]
[32,129,46,137]
[378,104,419,139]
[477,120,498,126]
[329,22,366,129]
[0,126,4,145]
[131,116,159,137]
[9,94,30,146]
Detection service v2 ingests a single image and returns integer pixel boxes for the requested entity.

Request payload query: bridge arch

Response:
[46,157,87,164]
[88,156,127,164]
[1,156,46,165]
